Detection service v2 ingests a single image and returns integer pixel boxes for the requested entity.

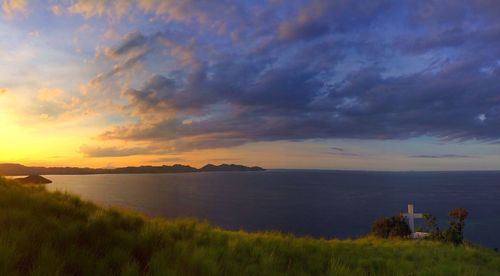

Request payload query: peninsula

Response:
[0,163,265,176]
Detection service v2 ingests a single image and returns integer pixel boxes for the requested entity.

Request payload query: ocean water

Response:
[45,170,500,248]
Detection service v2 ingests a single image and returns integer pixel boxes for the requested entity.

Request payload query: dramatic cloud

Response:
[66,0,248,30]
[4,0,500,160]
[98,56,500,153]
[77,0,500,155]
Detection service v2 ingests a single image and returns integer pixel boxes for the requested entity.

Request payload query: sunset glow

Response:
[2,0,500,170]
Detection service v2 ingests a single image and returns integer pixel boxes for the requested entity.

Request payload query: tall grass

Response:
[0,177,498,275]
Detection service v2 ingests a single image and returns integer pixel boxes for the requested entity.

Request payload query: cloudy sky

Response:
[1,0,500,170]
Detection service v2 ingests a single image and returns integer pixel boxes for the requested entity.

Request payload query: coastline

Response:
[0,163,265,177]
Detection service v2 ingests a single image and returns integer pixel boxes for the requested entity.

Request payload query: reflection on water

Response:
[46,170,500,248]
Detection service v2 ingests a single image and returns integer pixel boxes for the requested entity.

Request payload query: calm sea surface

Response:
[45,170,500,248]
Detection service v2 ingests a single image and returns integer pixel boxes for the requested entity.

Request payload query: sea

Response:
[45,170,500,249]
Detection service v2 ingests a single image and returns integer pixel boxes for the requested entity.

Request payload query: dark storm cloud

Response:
[86,0,500,155]
[122,58,324,114]
[104,54,500,154]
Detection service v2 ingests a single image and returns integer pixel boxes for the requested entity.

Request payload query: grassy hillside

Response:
[0,178,499,275]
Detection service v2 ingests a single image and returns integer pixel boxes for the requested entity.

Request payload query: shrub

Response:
[371,215,411,238]
[421,209,469,245]
[423,213,442,239]
[444,208,468,245]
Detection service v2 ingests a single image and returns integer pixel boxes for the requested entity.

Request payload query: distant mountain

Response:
[200,164,265,172]
[0,163,265,176]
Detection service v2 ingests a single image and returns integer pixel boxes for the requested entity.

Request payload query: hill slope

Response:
[0,177,498,275]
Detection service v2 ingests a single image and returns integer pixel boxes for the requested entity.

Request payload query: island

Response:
[14,175,53,185]
[199,164,266,172]
[0,163,265,176]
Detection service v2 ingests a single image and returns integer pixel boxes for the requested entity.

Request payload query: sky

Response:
[1,0,500,170]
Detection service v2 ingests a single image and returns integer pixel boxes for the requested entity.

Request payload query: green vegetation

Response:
[421,209,470,245]
[444,208,469,244]
[0,177,499,275]
[372,209,470,245]
[371,215,411,239]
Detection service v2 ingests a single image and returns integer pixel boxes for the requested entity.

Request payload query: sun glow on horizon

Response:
[1,1,500,170]
[0,93,97,166]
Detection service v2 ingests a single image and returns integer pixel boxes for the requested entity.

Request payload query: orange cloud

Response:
[50,4,62,15]
[69,0,131,19]
[2,0,26,16]
[38,88,64,101]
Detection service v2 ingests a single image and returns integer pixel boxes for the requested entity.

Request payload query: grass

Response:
[0,177,499,275]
